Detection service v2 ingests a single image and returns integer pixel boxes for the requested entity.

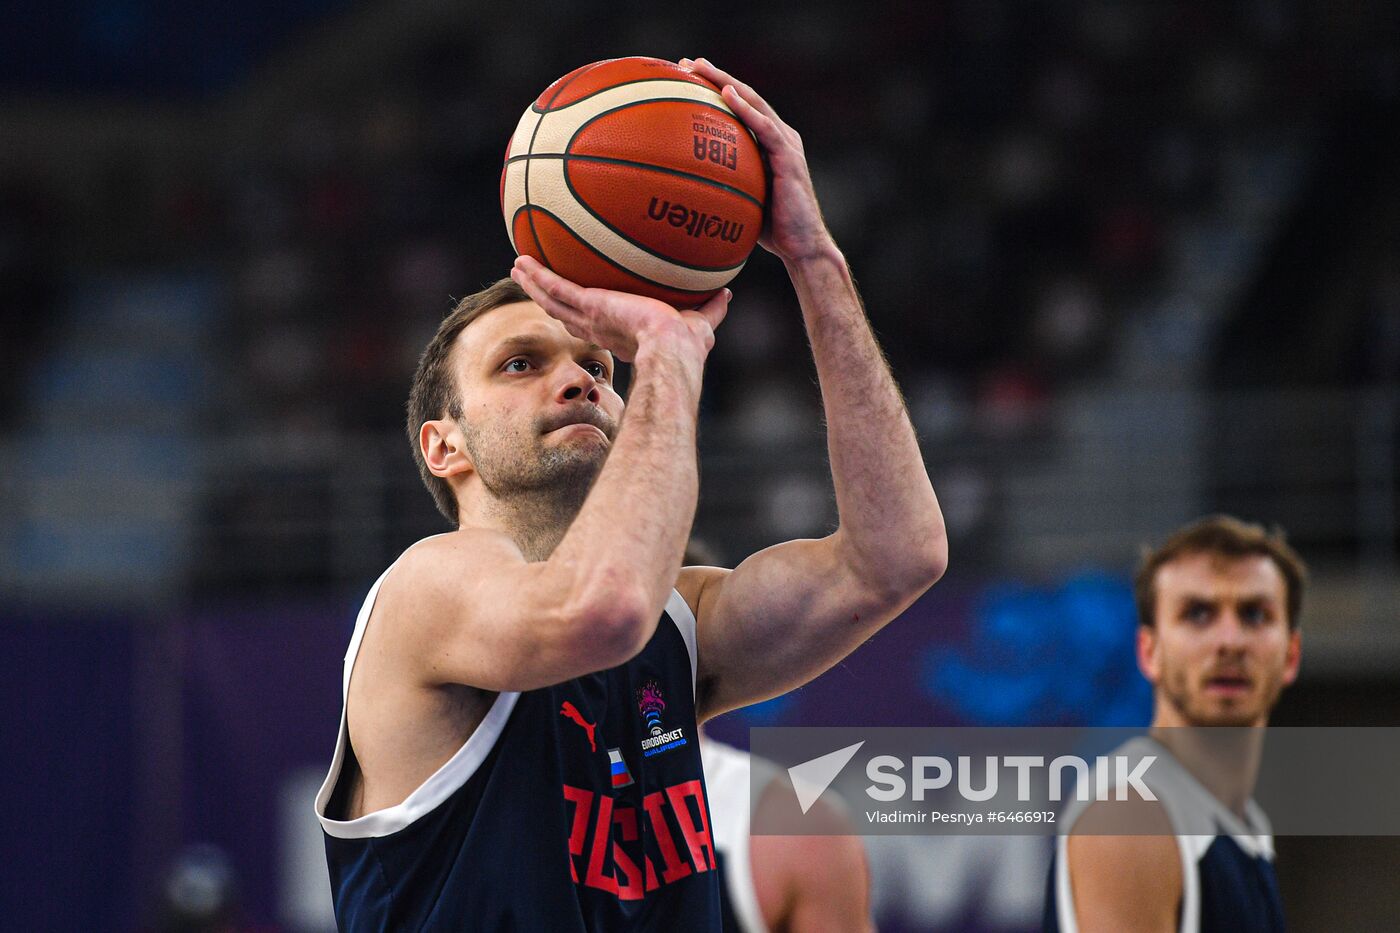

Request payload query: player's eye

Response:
[583,360,609,379]
[1239,604,1269,626]
[1183,602,1213,624]
[503,358,532,373]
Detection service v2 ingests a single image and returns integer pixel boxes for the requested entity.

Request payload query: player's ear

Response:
[421,419,473,479]
[1281,627,1302,687]
[1136,624,1160,684]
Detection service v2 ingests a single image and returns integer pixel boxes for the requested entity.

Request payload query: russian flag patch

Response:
[608,748,633,789]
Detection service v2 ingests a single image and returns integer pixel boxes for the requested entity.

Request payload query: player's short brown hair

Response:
[1133,515,1308,630]
[406,277,530,525]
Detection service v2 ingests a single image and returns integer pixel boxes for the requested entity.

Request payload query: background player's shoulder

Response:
[1062,829,1182,933]
[1069,790,1175,837]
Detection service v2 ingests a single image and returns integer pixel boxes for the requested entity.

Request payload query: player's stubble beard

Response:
[1157,652,1286,728]
[459,407,619,561]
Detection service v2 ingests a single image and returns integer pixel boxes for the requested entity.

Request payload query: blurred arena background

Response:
[3,0,1399,930]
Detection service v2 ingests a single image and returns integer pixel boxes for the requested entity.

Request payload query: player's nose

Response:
[557,361,601,405]
[1215,611,1250,651]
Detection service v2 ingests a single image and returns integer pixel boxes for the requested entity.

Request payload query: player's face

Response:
[451,301,622,494]
[1139,553,1301,728]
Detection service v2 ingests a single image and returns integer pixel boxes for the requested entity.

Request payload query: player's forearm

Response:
[548,333,703,637]
[790,246,947,596]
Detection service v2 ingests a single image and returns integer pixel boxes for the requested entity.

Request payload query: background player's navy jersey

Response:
[315,547,721,932]
[1044,737,1284,933]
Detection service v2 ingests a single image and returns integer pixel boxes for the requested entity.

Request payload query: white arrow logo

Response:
[787,741,865,814]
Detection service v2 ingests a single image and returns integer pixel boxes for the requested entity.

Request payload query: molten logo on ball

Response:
[647,198,746,242]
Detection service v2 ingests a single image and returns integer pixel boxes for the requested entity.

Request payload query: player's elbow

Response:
[834,526,948,611]
[870,533,948,608]
[912,533,949,591]
[564,581,654,668]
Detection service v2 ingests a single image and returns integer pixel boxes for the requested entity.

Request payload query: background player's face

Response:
[450,301,622,497]
[1138,552,1301,727]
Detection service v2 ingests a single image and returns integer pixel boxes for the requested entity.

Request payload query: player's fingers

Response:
[511,256,588,316]
[510,261,589,329]
[719,85,785,151]
[513,255,586,306]
[685,58,756,104]
[728,87,806,161]
[689,287,731,334]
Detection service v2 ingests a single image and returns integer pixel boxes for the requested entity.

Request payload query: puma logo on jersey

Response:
[560,701,597,752]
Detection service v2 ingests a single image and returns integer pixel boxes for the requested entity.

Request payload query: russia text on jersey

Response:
[564,779,716,899]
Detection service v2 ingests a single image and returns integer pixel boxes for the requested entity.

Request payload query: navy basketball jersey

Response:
[1044,737,1285,933]
[699,739,780,933]
[315,543,721,931]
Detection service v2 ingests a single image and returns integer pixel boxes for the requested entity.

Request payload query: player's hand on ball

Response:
[511,256,730,363]
[681,57,836,265]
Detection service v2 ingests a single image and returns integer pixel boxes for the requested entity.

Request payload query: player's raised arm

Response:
[677,58,947,719]
[373,271,729,692]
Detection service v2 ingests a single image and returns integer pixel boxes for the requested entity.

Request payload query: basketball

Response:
[501,57,768,308]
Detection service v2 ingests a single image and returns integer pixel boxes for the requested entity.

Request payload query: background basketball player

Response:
[683,539,875,933]
[701,734,874,933]
[1047,515,1305,932]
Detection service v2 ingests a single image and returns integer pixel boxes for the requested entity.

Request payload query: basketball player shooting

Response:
[314,57,947,931]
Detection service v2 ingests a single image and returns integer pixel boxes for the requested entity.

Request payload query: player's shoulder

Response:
[366,529,524,636]
[757,822,867,873]
[396,527,522,566]
[1070,784,1176,838]
[752,791,870,925]
[1063,817,1181,933]
[1067,817,1179,862]
[1066,791,1179,893]
[377,528,520,591]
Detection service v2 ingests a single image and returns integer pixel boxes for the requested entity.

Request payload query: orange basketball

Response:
[501,57,768,308]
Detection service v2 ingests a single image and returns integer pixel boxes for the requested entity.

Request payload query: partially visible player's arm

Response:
[755,830,874,933]
[678,58,947,718]
[1065,800,1180,933]
[375,272,727,692]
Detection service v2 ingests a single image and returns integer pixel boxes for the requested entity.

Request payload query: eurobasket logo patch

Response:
[636,679,687,758]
